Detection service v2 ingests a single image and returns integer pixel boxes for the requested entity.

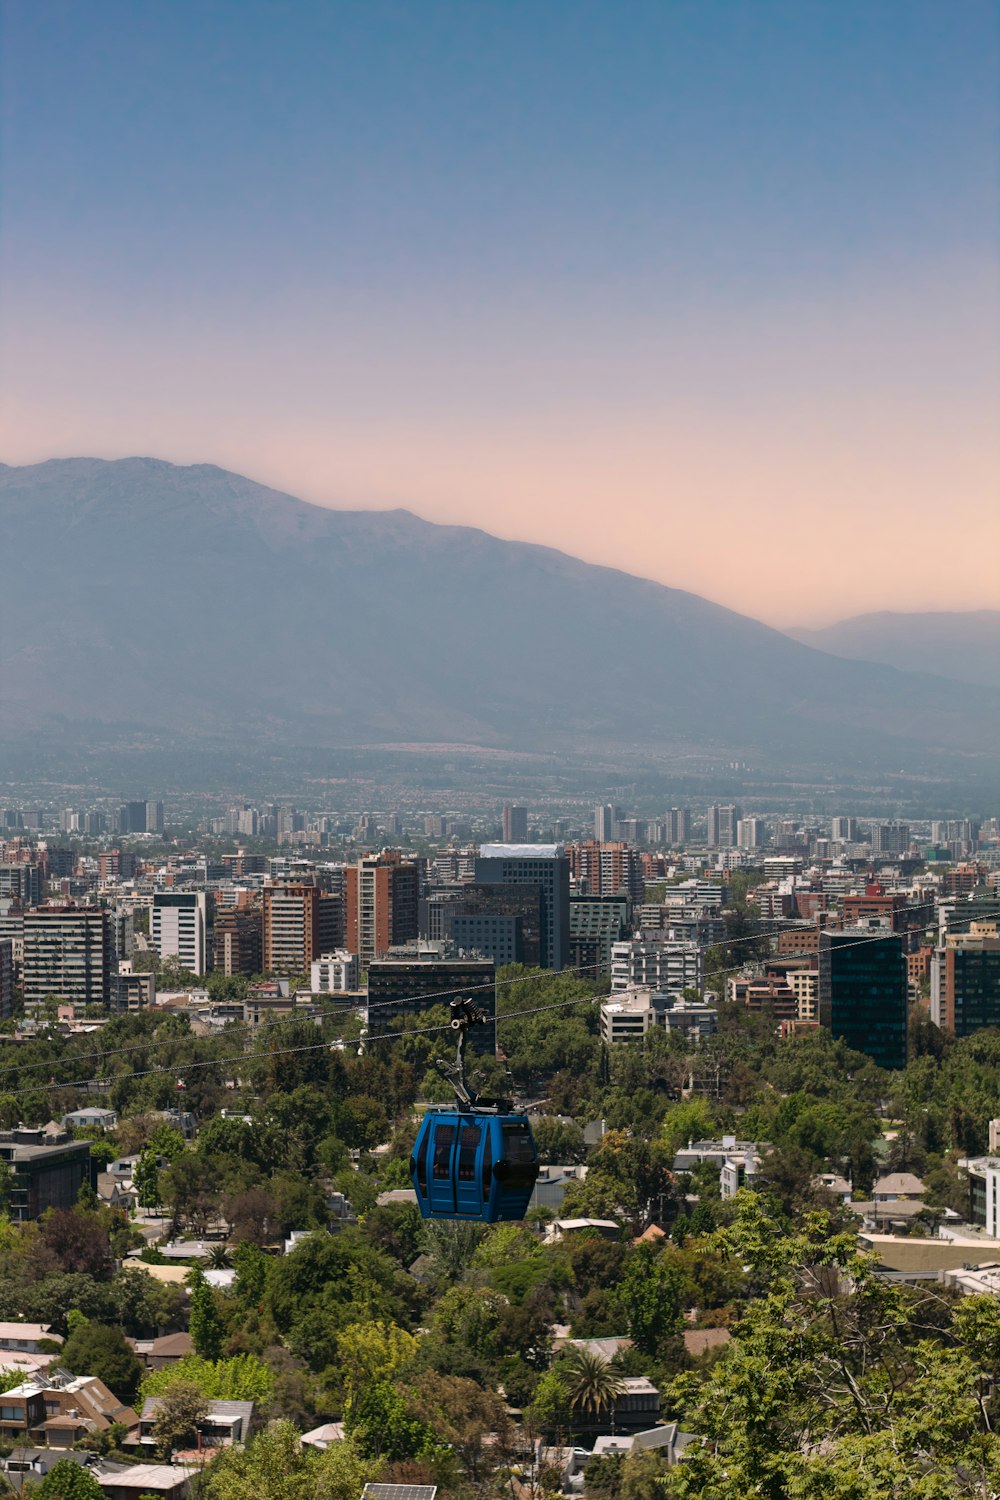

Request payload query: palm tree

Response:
[203,1242,232,1270]
[561,1346,625,1428]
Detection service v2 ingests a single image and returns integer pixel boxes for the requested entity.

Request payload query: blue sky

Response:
[2,1,997,621]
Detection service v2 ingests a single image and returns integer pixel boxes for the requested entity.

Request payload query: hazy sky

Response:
[2,1,997,624]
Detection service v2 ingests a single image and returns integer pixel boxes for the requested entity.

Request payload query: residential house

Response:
[131,1397,254,1454]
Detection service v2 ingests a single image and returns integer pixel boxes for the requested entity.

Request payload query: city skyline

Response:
[2,2,997,624]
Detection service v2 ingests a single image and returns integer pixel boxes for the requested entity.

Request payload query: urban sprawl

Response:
[0,792,999,1497]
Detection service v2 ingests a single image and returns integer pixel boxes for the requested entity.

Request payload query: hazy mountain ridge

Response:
[2,457,998,774]
[787,611,1000,691]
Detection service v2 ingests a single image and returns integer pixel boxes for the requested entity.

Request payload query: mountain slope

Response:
[787,611,1000,691]
[1,457,998,773]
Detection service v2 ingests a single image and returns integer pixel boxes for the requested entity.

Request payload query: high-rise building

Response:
[819,924,907,1070]
[421,883,543,968]
[474,844,570,971]
[214,905,264,977]
[263,884,342,975]
[930,931,1000,1036]
[569,895,631,978]
[23,906,111,1007]
[502,806,528,843]
[0,864,42,906]
[344,851,420,970]
[594,805,615,842]
[706,805,742,849]
[736,817,768,850]
[151,891,208,975]
[145,801,164,835]
[869,822,910,855]
[831,817,859,843]
[60,810,80,834]
[567,842,643,904]
[0,939,14,1021]
[367,952,496,1052]
[116,802,148,835]
[83,811,106,837]
[663,809,691,845]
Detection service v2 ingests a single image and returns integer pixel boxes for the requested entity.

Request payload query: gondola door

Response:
[427,1118,458,1216]
[454,1119,486,1217]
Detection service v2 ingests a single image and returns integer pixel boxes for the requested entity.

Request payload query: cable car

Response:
[409,998,539,1223]
[411,1108,539,1222]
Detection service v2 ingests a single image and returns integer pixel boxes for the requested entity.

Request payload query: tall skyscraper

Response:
[474,844,570,970]
[116,801,148,834]
[145,801,164,835]
[664,809,691,845]
[151,891,208,975]
[831,817,859,842]
[344,851,420,969]
[502,805,528,843]
[23,906,111,1007]
[706,804,742,849]
[819,925,907,1070]
[594,805,615,842]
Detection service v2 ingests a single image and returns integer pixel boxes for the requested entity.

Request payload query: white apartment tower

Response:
[151,891,208,976]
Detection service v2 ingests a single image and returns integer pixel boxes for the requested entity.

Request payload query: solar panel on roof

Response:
[362,1485,438,1500]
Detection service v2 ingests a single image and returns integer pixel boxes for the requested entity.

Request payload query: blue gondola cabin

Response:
[411,1109,540,1222]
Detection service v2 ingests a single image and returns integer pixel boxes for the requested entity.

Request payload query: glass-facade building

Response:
[819,926,907,1070]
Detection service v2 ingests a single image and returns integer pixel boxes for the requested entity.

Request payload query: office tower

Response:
[0,939,13,1021]
[931,931,1000,1035]
[263,884,342,974]
[214,905,264,977]
[151,891,208,975]
[706,805,742,849]
[502,805,528,843]
[344,851,420,970]
[424,816,448,838]
[0,864,42,906]
[831,817,859,843]
[60,810,80,834]
[23,906,111,1007]
[664,809,691,845]
[737,817,768,850]
[819,925,907,1070]
[83,812,106,837]
[421,882,543,968]
[145,801,164,835]
[569,894,631,977]
[367,953,496,1053]
[594,805,615,842]
[116,801,148,834]
[474,844,570,970]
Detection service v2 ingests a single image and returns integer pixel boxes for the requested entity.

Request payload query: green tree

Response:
[187,1268,223,1361]
[60,1321,144,1404]
[142,1353,275,1403]
[133,1148,162,1210]
[561,1345,625,1426]
[203,1418,317,1500]
[338,1319,417,1407]
[614,1243,684,1356]
[35,1459,106,1499]
[151,1380,208,1458]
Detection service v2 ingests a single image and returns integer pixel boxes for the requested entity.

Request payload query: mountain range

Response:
[1,457,997,778]
[786,612,1000,692]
